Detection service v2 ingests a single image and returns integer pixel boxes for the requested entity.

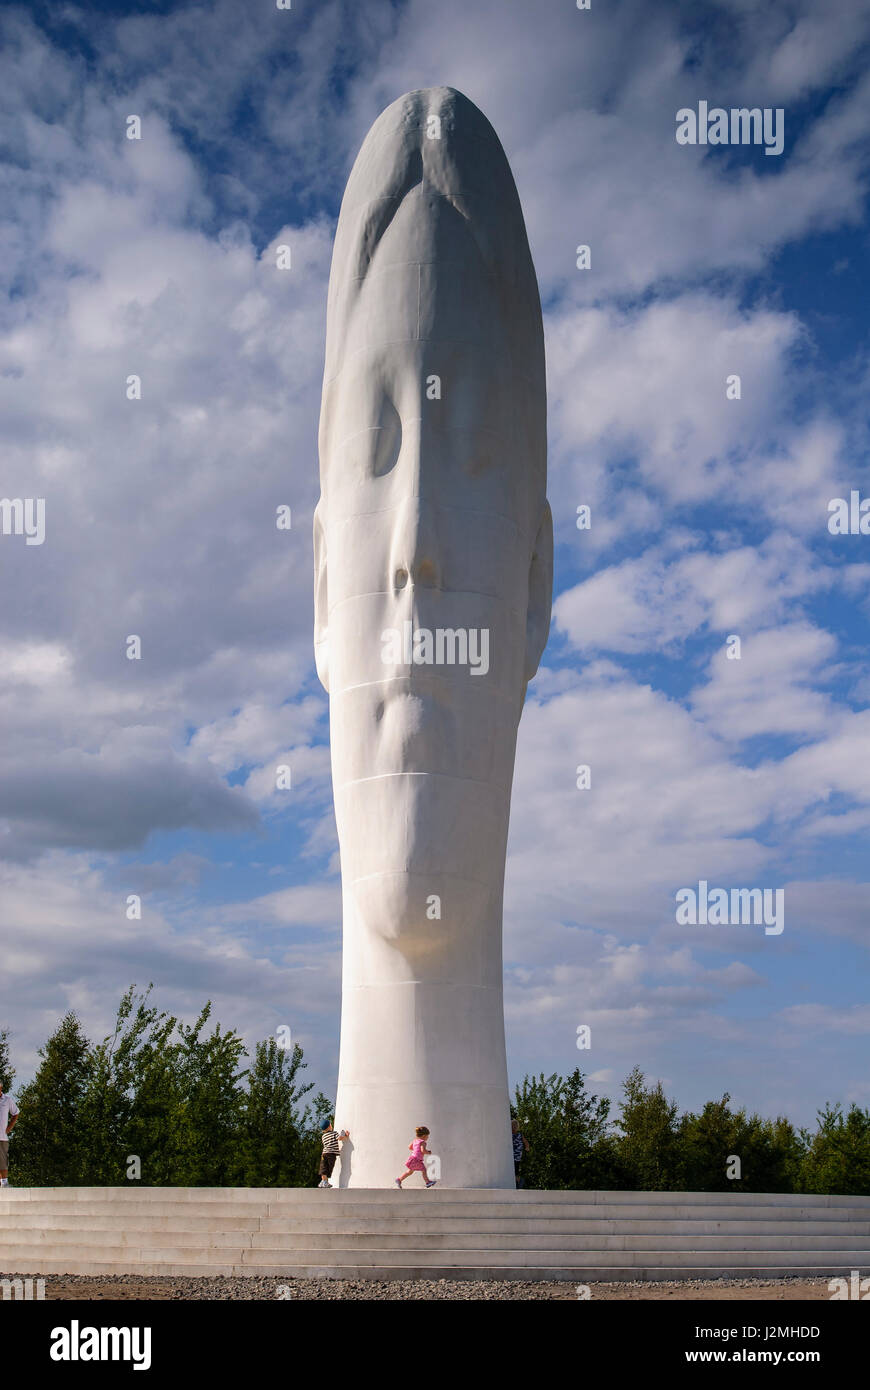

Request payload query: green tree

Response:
[169,1004,248,1185]
[679,1094,804,1192]
[799,1103,870,1196]
[616,1066,682,1190]
[513,1068,615,1189]
[239,1038,314,1185]
[79,985,177,1184]
[0,1027,14,1091]
[89,989,248,1187]
[8,989,337,1188]
[13,1012,91,1185]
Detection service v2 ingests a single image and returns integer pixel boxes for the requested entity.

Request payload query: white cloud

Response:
[691,623,839,741]
[554,534,831,654]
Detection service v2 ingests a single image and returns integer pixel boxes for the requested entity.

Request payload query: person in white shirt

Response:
[0,1083,19,1187]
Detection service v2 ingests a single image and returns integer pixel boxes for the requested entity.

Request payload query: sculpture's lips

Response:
[374,677,494,720]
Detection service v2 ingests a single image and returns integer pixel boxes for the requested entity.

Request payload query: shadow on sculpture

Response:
[337,1136,354,1188]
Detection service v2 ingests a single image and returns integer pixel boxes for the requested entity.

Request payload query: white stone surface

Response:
[4,1189,870,1280]
[314,88,553,1187]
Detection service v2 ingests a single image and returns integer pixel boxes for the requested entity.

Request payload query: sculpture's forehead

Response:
[324,196,520,386]
[326,88,541,361]
[319,88,547,522]
[338,88,512,227]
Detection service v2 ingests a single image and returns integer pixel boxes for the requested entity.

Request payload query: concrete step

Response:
[4,1187,869,1208]
[3,1188,868,1282]
[238,1245,870,1269]
[0,1200,271,1223]
[3,1227,869,1253]
[0,1214,257,1233]
[5,1242,870,1267]
[254,1214,870,1234]
[0,1229,251,1249]
[2,1257,863,1282]
[0,1200,273,1219]
[247,1232,870,1252]
[3,1214,869,1238]
[1,1188,275,1204]
[4,1198,869,1223]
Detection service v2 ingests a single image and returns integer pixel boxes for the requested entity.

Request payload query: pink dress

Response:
[405,1138,427,1172]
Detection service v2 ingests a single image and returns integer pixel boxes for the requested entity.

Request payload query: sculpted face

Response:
[315,90,552,989]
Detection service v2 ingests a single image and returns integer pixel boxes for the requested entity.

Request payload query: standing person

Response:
[0,1082,19,1189]
[317,1119,348,1188]
[395,1126,436,1188]
[511,1119,529,1189]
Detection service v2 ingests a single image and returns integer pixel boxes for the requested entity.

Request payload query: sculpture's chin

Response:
[344,865,504,985]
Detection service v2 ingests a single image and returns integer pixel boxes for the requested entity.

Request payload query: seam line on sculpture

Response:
[342,984,504,994]
[334,417,506,440]
[336,1078,510,1085]
[335,248,516,285]
[332,677,520,701]
[348,872,499,895]
[347,866,501,886]
[341,255,499,278]
[324,502,530,541]
[327,588,523,615]
[325,365,538,391]
[331,419,517,457]
[323,346,539,390]
[339,770,511,792]
[333,421,519,459]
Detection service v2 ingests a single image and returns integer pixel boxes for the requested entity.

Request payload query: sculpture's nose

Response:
[392,495,441,593]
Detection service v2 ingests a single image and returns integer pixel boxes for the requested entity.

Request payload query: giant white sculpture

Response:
[314,87,552,1188]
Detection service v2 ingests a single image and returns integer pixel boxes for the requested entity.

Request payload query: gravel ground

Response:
[0,1273,838,1300]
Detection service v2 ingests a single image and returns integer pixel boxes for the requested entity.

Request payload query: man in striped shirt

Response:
[318,1119,349,1188]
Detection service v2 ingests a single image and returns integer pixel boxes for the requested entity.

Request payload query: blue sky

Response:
[1,0,868,1127]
